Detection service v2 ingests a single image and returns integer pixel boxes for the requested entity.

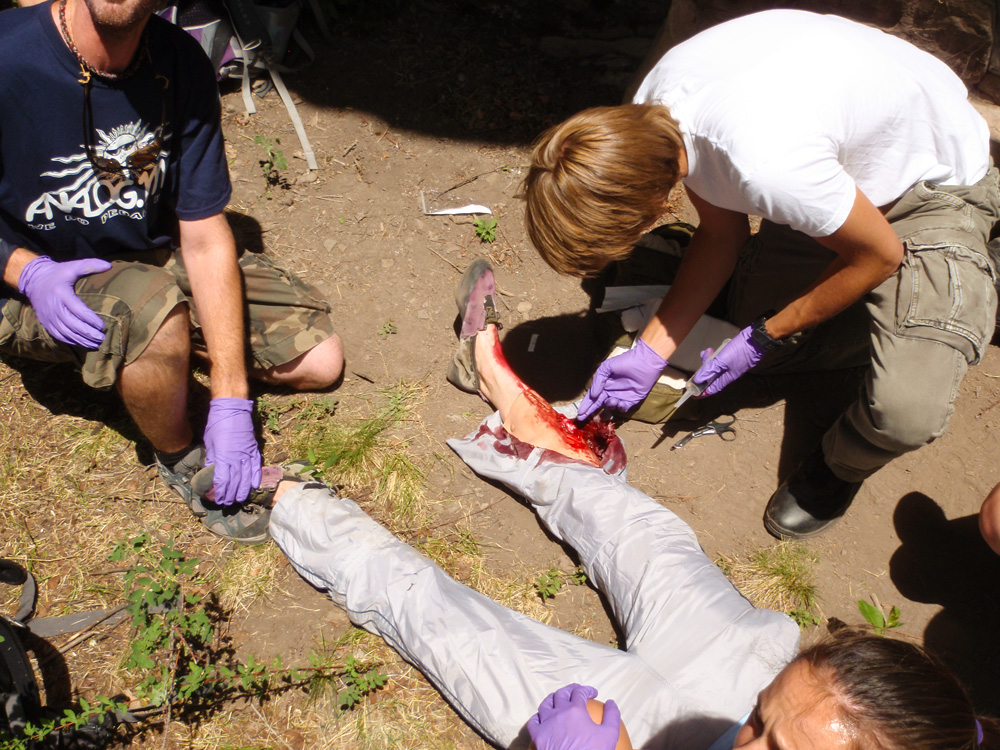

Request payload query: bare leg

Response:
[252,333,344,390]
[117,305,194,453]
[474,324,600,466]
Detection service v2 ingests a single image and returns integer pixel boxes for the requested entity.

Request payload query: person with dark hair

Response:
[524,10,999,541]
[225,262,995,750]
[0,0,344,543]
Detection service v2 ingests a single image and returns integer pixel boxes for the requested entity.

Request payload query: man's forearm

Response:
[766,254,889,339]
[2,245,39,289]
[767,187,903,340]
[179,215,249,399]
[642,221,746,360]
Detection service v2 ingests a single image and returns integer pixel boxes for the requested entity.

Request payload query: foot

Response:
[185,461,315,545]
[447,259,501,394]
[763,447,863,540]
[455,258,498,338]
[155,443,206,507]
[191,460,315,508]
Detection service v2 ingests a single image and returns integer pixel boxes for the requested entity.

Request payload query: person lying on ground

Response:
[523,9,999,541]
[0,0,344,544]
[196,260,997,750]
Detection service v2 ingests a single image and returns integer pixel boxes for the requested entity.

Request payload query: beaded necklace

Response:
[57,0,148,84]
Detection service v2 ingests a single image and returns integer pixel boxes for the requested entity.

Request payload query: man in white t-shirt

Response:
[524,10,1000,539]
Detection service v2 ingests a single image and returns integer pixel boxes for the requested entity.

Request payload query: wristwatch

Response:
[750,313,786,352]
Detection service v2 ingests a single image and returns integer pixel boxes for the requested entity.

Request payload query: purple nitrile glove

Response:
[17,255,112,349]
[526,683,621,750]
[204,397,262,506]
[693,324,767,397]
[577,338,667,421]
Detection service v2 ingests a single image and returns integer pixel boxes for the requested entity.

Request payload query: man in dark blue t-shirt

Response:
[0,0,344,544]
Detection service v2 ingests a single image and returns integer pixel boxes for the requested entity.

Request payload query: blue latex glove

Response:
[693,324,767,396]
[577,338,667,421]
[526,683,621,750]
[204,397,262,506]
[17,255,112,349]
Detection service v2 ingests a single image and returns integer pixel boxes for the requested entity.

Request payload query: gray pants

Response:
[726,168,1000,481]
[269,411,799,750]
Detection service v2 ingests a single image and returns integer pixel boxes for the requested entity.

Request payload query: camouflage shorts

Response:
[0,248,336,390]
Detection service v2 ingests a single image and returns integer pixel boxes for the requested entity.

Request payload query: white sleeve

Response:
[741,142,857,237]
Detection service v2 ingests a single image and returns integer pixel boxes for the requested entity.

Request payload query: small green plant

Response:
[858,599,902,636]
[337,655,388,711]
[253,135,287,185]
[0,535,390,748]
[473,217,497,243]
[378,320,398,339]
[534,567,563,601]
[789,609,822,628]
[532,565,588,601]
[256,396,291,433]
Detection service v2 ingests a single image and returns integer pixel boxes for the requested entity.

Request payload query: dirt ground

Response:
[3,1,1000,747]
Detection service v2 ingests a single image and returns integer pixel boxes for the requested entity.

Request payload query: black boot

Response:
[764,446,862,539]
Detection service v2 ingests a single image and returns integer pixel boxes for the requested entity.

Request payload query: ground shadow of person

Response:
[500,311,604,404]
[494,300,866,487]
[889,492,1000,713]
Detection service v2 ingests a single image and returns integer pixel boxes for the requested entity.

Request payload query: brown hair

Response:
[801,630,997,750]
[523,104,684,277]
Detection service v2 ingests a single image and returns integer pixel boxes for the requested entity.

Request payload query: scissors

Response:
[669,414,737,451]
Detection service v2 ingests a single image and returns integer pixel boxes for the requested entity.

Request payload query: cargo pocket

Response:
[895,242,997,364]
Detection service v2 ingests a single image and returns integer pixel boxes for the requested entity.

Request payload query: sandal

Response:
[186,461,314,545]
[154,444,206,507]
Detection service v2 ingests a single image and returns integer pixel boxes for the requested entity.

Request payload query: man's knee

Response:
[868,377,953,453]
[140,303,191,359]
[263,332,344,391]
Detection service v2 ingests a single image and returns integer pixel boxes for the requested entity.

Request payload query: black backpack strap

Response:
[0,559,34,624]
[0,561,43,737]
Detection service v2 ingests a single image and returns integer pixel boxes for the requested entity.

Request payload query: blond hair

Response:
[523,104,684,277]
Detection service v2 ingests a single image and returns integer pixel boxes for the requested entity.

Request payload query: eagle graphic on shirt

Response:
[24,118,167,228]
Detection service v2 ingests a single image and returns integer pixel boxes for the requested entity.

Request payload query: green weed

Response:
[858,599,902,636]
[378,320,398,339]
[253,135,287,185]
[297,384,417,490]
[534,567,563,601]
[473,217,497,243]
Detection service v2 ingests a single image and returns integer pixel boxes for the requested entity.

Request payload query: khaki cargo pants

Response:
[0,248,336,390]
[727,167,1000,481]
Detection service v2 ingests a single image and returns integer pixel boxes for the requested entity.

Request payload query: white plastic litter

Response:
[420,190,492,216]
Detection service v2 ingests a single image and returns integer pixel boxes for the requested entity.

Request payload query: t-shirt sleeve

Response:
[170,44,232,221]
[741,140,857,237]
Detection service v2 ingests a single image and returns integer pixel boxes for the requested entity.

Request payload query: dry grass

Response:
[0,362,501,749]
[215,543,284,613]
[290,381,431,527]
[717,541,819,616]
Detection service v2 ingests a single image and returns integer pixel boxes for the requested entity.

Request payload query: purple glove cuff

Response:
[16,255,55,295]
[633,337,668,372]
[209,396,254,413]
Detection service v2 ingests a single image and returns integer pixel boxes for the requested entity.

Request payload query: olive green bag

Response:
[594,222,737,424]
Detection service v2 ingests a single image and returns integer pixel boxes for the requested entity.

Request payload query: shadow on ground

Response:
[890,492,1000,713]
[498,306,867,481]
[280,0,665,147]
